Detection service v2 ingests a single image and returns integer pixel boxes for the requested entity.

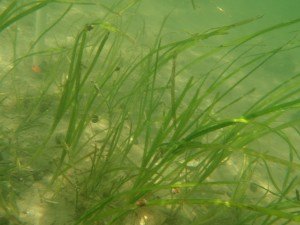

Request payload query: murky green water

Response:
[1,1,300,225]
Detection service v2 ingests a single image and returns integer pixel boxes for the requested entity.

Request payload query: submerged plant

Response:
[1,1,300,225]
[67,16,300,225]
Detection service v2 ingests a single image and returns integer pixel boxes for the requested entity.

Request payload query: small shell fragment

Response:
[171,187,181,194]
[135,198,147,207]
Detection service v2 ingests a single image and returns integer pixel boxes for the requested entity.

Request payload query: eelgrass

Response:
[0,1,54,222]
[1,1,300,225]
[69,17,300,224]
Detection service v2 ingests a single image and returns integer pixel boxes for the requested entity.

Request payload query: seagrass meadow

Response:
[1,0,300,224]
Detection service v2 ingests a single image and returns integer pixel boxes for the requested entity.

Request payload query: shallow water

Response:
[1,1,300,225]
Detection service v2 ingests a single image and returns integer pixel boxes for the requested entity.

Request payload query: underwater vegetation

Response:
[1,0,300,224]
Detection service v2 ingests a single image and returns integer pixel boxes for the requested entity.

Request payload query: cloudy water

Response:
[0,1,300,225]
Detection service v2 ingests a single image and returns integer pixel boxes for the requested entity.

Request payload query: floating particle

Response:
[171,187,180,194]
[32,65,42,73]
[136,198,147,207]
[216,6,225,13]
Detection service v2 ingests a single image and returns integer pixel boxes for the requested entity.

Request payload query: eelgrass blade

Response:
[242,148,300,170]
[0,1,50,32]
[147,198,300,222]
[0,1,17,24]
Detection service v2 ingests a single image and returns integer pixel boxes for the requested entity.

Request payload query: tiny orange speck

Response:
[32,65,42,73]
